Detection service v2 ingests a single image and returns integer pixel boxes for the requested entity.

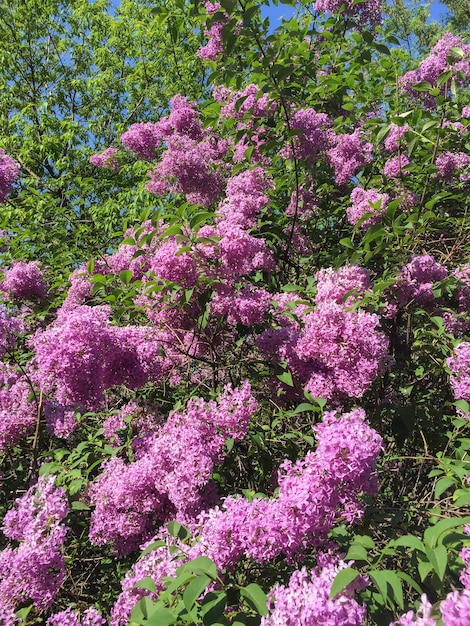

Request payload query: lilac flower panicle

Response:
[314,0,383,26]
[47,607,106,626]
[400,33,470,106]
[89,147,119,172]
[88,383,257,553]
[394,255,448,307]
[0,475,69,611]
[327,129,373,186]
[261,560,367,626]
[447,342,470,411]
[0,309,22,358]
[188,408,383,569]
[0,364,37,451]
[121,121,170,160]
[347,187,389,228]
[197,2,227,61]
[315,265,372,306]
[0,149,20,202]
[2,261,47,300]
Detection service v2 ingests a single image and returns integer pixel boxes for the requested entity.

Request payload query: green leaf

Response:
[329,568,360,600]
[370,570,403,609]
[145,607,177,626]
[277,370,294,386]
[240,583,268,616]
[167,521,191,542]
[345,545,369,562]
[391,535,425,552]
[181,556,218,579]
[139,540,166,559]
[119,269,133,285]
[71,500,89,511]
[339,237,354,249]
[434,477,455,499]
[134,577,157,594]
[183,574,211,611]
[425,544,447,581]
[412,81,433,92]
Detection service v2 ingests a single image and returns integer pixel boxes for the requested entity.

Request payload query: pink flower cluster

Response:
[188,408,382,569]
[0,475,68,611]
[447,342,470,410]
[121,120,171,160]
[394,255,448,308]
[197,2,227,61]
[327,129,373,186]
[288,108,331,161]
[392,590,470,625]
[383,154,410,179]
[401,33,470,106]
[436,151,470,184]
[88,382,257,554]
[314,0,383,26]
[261,560,367,626]
[33,305,167,410]
[0,309,22,358]
[347,187,389,228]
[89,147,119,173]
[384,124,410,152]
[1,260,47,301]
[0,149,20,203]
[47,607,105,626]
[259,271,388,403]
[0,364,37,451]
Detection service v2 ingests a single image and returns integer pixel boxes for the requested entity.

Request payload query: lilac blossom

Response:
[0,475,68,611]
[0,308,22,358]
[189,408,383,569]
[121,120,171,160]
[314,0,383,26]
[347,187,389,228]
[447,342,470,411]
[0,363,37,451]
[327,129,373,186]
[436,151,470,184]
[394,255,448,308]
[146,134,225,207]
[288,108,331,161]
[2,260,47,301]
[88,383,257,554]
[383,154,410,179]
[296,301,388,401]
[47,607,106,626]
[315,264,372,306]
[197,2,227,61]
[261,560,367,626]
[384,124,410,152]
[0,149,20,203]
[401,33,470,105]
[89,147,119,172]
[218,167,273,227]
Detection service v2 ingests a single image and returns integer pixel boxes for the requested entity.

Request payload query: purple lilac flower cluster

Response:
[186,408,382,569]
[0,149,20,203]
[327,129,373,186]
[0,475,68,611]
[197,1,227,61]
[88,382,257,554]
[33,305,169,410]
[47,607,105,626]
[0,308,22,358]
[347,187,390,228]
[447,342,470,411]
[1,261,47,301]
[394,255,448,308]
[401,33,470,107]
[436,151,470,184]
[314,0,383,26]
[89,147,119,173]
[261,560,367,626]
[0,363,37,451]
